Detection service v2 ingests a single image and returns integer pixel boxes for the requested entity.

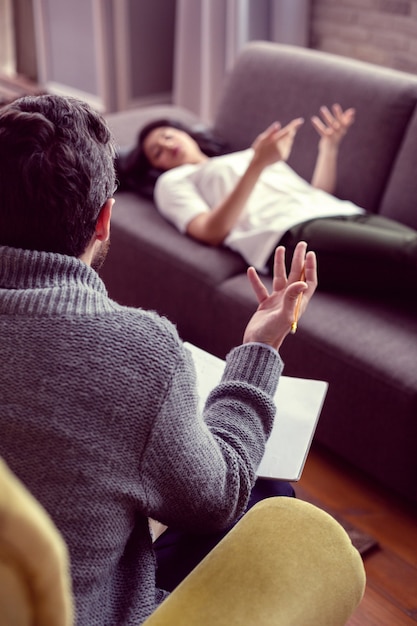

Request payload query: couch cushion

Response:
[209,274,417,502]
[213,41,417,214]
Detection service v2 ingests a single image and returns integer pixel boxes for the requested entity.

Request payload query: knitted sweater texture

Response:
[0,245,283,625]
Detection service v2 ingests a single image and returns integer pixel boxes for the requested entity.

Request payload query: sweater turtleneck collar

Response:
[0,246,111,315]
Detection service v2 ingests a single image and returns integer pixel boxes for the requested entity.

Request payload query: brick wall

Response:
[310,0,417,74]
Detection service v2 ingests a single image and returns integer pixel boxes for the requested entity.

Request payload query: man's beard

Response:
[91,238,110,271]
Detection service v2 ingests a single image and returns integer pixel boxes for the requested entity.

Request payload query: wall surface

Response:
[310,0,417,75]
[4,0,417,113]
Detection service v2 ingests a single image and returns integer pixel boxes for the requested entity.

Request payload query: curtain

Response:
[173,0,310,123]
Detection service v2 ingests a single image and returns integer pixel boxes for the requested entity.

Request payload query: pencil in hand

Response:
[290,267,306,334]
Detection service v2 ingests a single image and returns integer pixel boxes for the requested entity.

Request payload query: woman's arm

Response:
[310,104,355,194]
[187,118,304,246]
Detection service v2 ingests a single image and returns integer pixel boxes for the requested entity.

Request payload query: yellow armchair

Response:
[0,458,365,626]
[0,458,73,626]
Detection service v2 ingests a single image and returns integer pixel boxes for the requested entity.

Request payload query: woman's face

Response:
[142,126,207,170]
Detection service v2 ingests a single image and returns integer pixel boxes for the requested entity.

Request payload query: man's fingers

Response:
[271,246,288,293]
[304,249,318,285]
[247,266,269,303]
[287,241,308,283]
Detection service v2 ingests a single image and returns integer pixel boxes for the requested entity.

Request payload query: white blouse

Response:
[154,148,364,273]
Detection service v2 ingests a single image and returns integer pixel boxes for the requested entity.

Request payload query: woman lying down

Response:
[116,104,417,298]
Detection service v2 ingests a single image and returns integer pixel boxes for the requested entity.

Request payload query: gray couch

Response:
[101,42,417,505]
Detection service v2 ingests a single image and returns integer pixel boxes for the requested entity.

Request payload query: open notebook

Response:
[185,342,328,482]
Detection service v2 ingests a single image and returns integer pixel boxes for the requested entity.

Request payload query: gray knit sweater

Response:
[0,245,283,625]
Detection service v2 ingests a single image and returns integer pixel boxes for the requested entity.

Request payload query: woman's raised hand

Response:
[251,118,304,168]
[243,241,317,351]
[311,103,355,148]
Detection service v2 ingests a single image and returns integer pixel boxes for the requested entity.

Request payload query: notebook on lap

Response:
[185,342,328,482]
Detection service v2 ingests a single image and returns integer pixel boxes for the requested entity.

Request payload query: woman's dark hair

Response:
[115,118,229,200]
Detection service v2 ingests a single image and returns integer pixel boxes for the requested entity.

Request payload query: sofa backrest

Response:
[379,106,417,230]
[213,41,417,215]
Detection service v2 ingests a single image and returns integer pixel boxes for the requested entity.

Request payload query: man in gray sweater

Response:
[0,95,316,624]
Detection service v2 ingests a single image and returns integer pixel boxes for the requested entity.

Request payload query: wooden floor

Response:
[297,444,417,625]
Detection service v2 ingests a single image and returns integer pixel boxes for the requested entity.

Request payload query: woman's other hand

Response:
[311,104,355,149]
[310,104,355,193]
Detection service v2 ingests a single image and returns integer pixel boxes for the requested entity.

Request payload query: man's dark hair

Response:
[0,94,116,257]
[116,118,229,200]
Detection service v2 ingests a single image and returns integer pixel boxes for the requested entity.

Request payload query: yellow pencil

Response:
[290,267,306,334]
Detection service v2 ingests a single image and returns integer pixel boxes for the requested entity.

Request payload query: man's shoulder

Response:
[103,304,183,354]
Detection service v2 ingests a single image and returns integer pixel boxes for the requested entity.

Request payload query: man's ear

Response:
[95,198,114,242]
